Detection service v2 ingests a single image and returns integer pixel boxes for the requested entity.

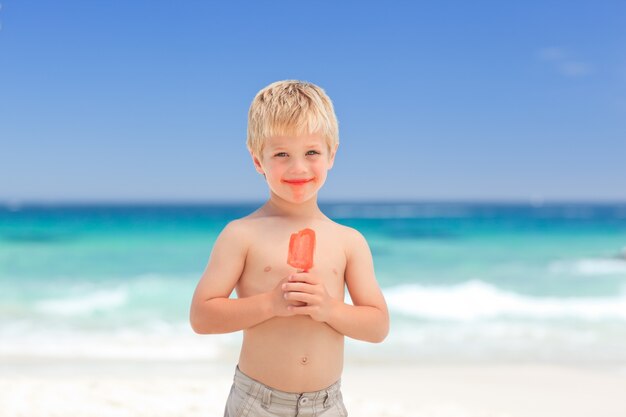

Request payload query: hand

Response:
[282,272,337,322]
[269,276,307,318]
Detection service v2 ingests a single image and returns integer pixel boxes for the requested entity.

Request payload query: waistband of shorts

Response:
[233,365,342,405]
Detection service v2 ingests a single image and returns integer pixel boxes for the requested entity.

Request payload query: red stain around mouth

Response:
[283,178,313,185]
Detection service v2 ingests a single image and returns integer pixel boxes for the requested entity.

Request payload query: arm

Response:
[190,220,304,334]
[283,228,390,343]
[189,220,273,334]
[325,228,390,343]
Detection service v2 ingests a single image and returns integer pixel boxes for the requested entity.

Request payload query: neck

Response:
[263,191,324,219]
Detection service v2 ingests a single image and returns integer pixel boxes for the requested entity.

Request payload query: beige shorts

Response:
[224,365,348,417]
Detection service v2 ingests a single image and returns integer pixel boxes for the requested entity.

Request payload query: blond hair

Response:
[247,80,339,159]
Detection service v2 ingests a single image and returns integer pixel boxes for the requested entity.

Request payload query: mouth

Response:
[283,178,313,185]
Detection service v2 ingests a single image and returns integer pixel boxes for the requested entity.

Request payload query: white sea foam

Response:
[549,258,626,276]
[0,321,238,360]
[384,280,626,321]
[6,277,625,363]
[3,311,625,364]
[35,287,129,315]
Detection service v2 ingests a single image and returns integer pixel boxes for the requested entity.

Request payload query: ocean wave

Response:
[548,258,626,276]
[35,287,129,315]
[0,322,234,360]
[384,280,626,321]
[2,318,623,363]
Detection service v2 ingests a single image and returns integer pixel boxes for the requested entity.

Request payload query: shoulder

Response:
[214,217,256,250]
[336,223,366,242]
[319,219,356,237]
[324,221,370,260]
[220,217,250,237]
[218,213,279,246]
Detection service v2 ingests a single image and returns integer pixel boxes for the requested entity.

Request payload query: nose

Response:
[288,156,308,174]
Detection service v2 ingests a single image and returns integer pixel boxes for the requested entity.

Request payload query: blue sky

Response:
[1,1,625,203]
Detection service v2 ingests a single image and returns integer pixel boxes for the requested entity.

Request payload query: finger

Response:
[288,305,319,315]
[284,291,316,304]
[289,273,318,284]
[282,282,314,293]
[288,300,307,307]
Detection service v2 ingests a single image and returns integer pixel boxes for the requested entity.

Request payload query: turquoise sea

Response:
[1,202,625,366]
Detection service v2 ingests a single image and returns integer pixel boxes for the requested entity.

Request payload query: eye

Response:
[274,152,288,157]
[306,150,321,156]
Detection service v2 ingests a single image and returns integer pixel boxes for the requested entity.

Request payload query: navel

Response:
[264,266,272,272]
[300,356,309,365]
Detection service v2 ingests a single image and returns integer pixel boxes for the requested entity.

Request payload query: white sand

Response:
[1,358,626,417]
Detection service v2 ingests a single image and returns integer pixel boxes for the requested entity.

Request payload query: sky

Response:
[1,1,625,204]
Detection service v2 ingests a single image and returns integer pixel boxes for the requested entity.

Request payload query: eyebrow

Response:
[270,143,322,150]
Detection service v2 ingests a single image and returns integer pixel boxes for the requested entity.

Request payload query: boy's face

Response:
[252,132,337,204]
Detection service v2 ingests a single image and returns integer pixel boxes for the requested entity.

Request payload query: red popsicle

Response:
[287,228,316,272]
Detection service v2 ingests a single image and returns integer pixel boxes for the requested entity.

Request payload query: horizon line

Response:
[2,198,626,207]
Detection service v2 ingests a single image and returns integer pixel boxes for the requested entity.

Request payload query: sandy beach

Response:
[2,356,626,417]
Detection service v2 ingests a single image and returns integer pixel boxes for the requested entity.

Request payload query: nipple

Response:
[264,266,272,272]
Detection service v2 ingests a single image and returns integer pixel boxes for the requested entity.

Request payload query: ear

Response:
[327,143,339,170]
[251,151,266,175]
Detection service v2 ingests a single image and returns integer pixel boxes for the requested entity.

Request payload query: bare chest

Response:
[236,229,347,300]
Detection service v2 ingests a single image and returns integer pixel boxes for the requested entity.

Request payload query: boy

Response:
[190,80,389,417]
